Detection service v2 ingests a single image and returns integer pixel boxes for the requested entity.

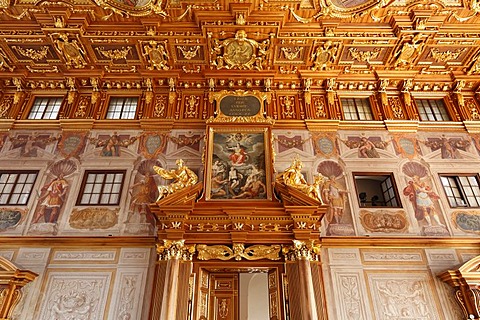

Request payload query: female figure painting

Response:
[209,132,267,200]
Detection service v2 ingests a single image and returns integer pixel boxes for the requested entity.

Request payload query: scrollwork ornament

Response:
[156,240,195,261]
[196,243,281,261]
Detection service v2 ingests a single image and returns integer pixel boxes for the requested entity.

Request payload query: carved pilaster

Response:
[283,240,326,320]
[150,240,194,320]
[439,255,480,319]
[0,257,37,320]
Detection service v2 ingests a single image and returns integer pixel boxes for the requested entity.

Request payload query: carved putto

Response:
[210,30,271,70]
[142,40,169,70]
[153,159,198,201]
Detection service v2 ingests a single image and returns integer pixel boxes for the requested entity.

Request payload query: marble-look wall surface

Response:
[322,246,479,320]
[0,245,154,320]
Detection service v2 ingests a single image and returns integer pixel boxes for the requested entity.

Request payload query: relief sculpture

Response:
[210,30,271,70]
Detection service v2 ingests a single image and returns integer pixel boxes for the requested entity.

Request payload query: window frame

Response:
[28,96,64,120]
[0,170,38,205]
[353,172,402,208]
[440,174,480,208]
[340,97,374,121]
[415,98,451,121]
[105,96,139,120]
[76,170,126,206]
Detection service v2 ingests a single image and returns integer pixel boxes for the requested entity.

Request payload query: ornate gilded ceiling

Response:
[1,0,480,93]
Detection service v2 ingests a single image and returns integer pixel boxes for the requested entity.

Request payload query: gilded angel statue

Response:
[153,159,198,201]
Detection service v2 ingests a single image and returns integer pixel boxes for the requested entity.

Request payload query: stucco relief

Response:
[359,209,409,233]
[53,251,116,262]
[69,208,118,230]
[368,275,439,320]
[339,275,363,320]
[113,275,138,320]
[38,272,111,320]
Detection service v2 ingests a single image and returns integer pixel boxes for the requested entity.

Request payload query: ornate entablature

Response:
[0,0,480,128]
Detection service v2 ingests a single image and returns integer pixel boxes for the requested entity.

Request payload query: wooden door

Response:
[268,269,282,320]
[209,273,238,320]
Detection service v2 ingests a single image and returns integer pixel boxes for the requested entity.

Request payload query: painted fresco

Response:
[138,133,166,159]
[392,135,421,159]
[208,132,267,200]
[339,135,390,158]
[10,133,56,157]
[124,160,158,234]
[401,162,449,236]
[451,211,480,234]
[57,131,87,159]
[29,159,77,234]
[0,208,24,231]
[420,135,470,159]
[317,160,354,236]
[312,133,338,158]
[89,133,137,157]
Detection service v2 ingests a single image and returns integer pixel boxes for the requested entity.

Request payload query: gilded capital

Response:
[156,240,195,261]
[282,240,321,261]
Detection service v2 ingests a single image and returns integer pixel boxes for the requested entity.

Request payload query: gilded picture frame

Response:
[205,127,272,201]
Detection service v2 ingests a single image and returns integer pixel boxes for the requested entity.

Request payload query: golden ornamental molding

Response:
[95,46,132,61]
[12,45,49,61]
[196,243,282,261]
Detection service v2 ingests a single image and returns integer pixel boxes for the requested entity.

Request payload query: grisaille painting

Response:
[207,130,268,200]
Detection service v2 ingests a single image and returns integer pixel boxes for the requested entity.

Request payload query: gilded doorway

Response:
[193,264,285,320]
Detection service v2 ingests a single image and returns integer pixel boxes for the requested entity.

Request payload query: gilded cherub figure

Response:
[153,159,198,201]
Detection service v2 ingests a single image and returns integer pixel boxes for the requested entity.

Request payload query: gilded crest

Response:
[210,30,271,70]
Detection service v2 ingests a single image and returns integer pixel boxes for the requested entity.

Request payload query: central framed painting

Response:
[205,127,272,201]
